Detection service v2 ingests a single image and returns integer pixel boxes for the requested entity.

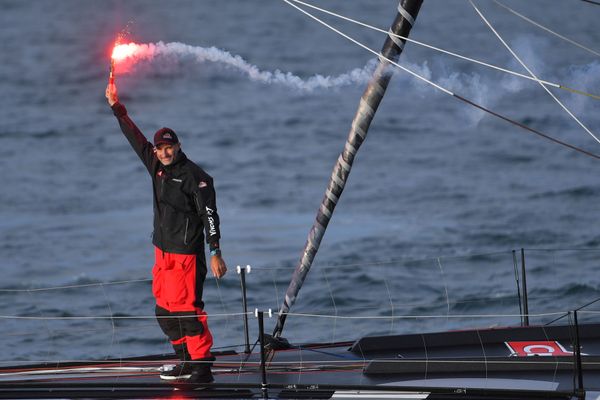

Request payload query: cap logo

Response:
[163,133,172,139]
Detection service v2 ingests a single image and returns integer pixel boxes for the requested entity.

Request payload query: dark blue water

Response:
[1,0,600,363]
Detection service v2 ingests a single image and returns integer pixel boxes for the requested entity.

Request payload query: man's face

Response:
[155,143,180,166]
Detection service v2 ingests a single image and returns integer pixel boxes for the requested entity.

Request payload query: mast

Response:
[273,0,425,337]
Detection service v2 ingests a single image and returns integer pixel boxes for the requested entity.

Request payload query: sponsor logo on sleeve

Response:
[205,207,217,236]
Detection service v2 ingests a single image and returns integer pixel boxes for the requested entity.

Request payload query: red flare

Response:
[112,43,137,62]
[109,43,137,84]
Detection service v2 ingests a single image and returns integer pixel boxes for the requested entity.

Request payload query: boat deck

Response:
[1,323,599,399]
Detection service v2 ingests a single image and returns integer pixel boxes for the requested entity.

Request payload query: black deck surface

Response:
[1,324,599,399]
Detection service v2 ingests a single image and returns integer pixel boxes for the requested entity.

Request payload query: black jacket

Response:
[112,102,220,255]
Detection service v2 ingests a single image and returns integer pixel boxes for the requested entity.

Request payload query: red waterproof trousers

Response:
[152,247,213,361]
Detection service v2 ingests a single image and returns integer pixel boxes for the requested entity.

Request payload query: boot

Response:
[189,363,214,384]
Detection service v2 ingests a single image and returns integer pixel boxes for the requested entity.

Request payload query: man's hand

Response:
[105,82,119,106]
[210,254,227,279]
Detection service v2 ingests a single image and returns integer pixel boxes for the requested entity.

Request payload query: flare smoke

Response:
[111,41,376,92]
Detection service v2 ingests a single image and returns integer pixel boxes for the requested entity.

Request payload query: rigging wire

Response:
[1,250,597,294]
[581,0,600,5]
[281,0,600,161]
[436,258,451,327]
[469,0,600,146]
[287,0,600,100]
[282,0,450,95]
[493,0,600,58]
[545,295,600,325]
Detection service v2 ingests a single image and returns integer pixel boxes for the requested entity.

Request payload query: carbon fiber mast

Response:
[273,0,424,339]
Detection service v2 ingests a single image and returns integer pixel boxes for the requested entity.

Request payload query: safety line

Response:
[0,309,569,321]
[2,249,596,294]
[494,0,600,58]
[282,0,600,160]
[0,278,151,292]
[288,0,600,100]
[0,312,253,320]
[282,310,566,319]
[581,0,600,5]
[2,254,597,305]
[469,0,600,146]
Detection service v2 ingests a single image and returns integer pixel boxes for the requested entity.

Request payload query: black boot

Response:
[189,363,214,384]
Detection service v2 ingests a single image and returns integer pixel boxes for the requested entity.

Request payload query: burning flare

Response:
[109,43,139,84]
[112,43,138,62]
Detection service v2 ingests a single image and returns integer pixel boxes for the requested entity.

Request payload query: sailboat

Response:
[2,0,600,398]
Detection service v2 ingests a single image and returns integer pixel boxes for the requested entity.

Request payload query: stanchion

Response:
[237,265,252,354]
[572,310,585,399]
[257,309,270,399]
[520,248,529,326]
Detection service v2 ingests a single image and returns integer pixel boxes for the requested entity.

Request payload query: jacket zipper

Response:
[183,218,189,245]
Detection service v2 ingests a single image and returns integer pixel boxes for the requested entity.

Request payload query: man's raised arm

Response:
[105,82,155,172]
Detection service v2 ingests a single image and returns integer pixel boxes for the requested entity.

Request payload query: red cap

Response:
[153,127,179,147]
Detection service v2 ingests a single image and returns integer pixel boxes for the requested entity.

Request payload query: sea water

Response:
[1,0,599,362]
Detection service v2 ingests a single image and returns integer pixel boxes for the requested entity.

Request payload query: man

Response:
[105,81,227,384]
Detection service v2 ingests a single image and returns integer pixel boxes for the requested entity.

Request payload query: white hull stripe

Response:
[332,391,429,399]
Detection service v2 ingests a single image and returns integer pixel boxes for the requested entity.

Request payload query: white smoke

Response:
[385,34,600,126]
[115,41,377,92]
[116,40,599,125]
[563,61,600,115]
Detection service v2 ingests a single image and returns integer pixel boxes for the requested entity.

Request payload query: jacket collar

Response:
[163,150,187,170]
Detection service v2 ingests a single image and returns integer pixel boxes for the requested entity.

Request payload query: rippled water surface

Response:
[1,0,600,361]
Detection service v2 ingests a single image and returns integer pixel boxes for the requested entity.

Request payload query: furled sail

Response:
[273,0,424,337]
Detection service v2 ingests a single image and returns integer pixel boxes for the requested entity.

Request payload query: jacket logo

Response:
[205,206,217,236]
[172,178,182,183]
[198,181,208,188]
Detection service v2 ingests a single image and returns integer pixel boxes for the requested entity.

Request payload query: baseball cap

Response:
[153,127,179,147]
